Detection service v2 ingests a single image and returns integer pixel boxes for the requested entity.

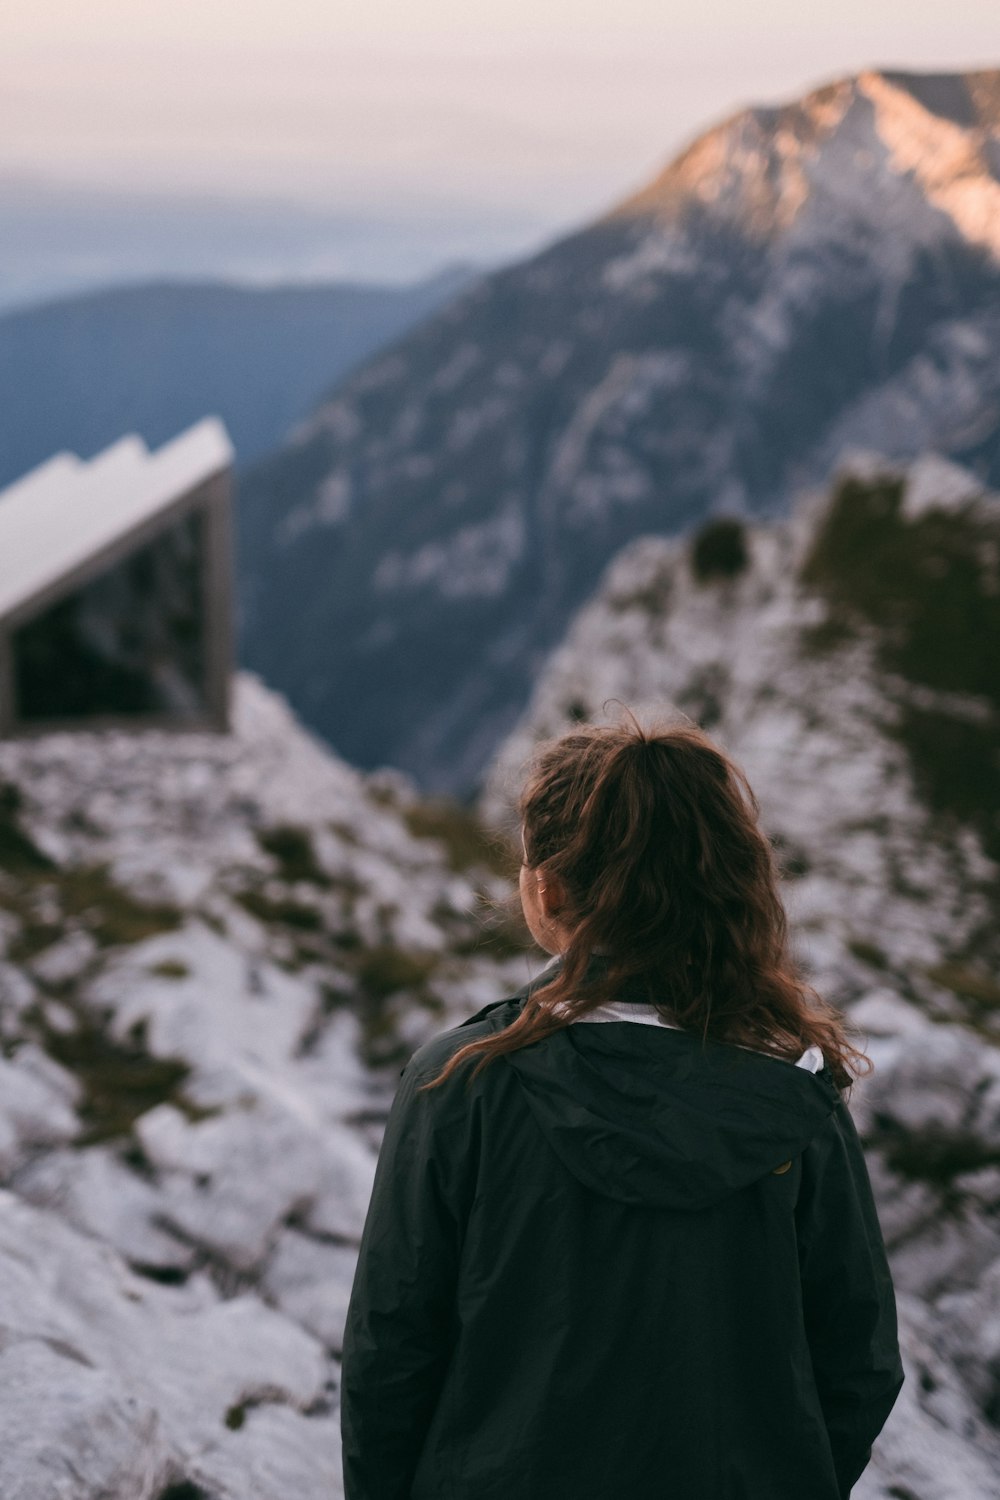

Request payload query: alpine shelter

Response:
[0,418,234,736]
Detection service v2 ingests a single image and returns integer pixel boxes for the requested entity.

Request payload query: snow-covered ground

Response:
[0,675,527,1499]
[485,456,1000,1498]
[1,445,999,1497]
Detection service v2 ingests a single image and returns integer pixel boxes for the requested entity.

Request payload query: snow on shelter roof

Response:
[0,418,233,625]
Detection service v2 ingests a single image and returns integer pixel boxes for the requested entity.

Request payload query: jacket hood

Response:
[480,983,841,1212]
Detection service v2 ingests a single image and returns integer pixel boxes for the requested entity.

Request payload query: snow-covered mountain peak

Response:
[610,68,1000,258]
[860,70,1000,260]
[609,78,853,235]
[238,67,1000,795]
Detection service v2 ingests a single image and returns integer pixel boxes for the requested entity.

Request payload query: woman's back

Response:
[341,976,902,1500]
[341,718,903,1498]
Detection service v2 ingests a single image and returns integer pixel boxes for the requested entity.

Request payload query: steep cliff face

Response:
[484,454,1000,1498]
[238,68,1000,792]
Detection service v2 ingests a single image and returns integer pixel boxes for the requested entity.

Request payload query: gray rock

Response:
[850,990,935,1040]
[935,1256,1000,1416]
[262,1230,359,1352]
[89,922,320,1075]
[859,1027,992,1136]
[889,1211,1000,1299]
[5,641,999,1500]
[0,1191,330,1481]
[188,1404,344,1500]
[0,961,36,1022]
[974,1074,1000,1150]
[28,929,99,986]
[864,1154,940,1250]
[14,1147,195,1272]
[0,1049,79,1173]
[861,1292,1000,1500]
[0,1340,168,1500]
[136,1102,327,1272]
[301,1125,378,1245]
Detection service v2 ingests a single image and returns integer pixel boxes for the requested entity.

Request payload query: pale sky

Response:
[1,0,997,288]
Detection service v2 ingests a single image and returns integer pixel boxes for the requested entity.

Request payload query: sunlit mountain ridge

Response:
[236,66,1000,794]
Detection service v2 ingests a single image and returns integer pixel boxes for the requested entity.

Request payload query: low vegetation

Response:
[848,938,889,970]
[879,1124,1000,1210]
[927,963,1000,1014]
[255,824,331,887]
[403,798,516,877]
[355,945,439,1003]
[0,755,523,1090]
[148,958,191,980]
[233,888,324,933]
[802,475,1000,701]
[36,1004,195,1147]
[690,517,749,582]
[608,560,674,616]
[802,474,1000,860]
[4,865,182,968]
[0,781,55,875]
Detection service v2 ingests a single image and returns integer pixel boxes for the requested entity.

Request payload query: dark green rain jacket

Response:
[341,974,903,1500]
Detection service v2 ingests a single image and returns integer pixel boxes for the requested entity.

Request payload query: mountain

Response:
[0,673,525,1499]
[1,463,999,1492]
[0,177,539,312]
[0,268,473,484]
[486,451,1000,966]
[483,454,1000,1498]
[237,68,1000,794]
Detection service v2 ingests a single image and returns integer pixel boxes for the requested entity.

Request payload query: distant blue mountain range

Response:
[0,177,546,311]
[0,269,474,486]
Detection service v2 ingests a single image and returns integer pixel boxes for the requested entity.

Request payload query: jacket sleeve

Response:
[795,1093,904,1499]
[340,1055,474,1500]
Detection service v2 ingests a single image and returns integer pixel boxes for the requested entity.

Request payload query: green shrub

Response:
[0,782,54,874]
[7,864,182,964]
[61,866,183,948]
[404,799,515,876]
[148,959,190,980]
[691,517,749,582]
[896,707,1000,860]
[881,1126,1000,1201]
[235,888,323,931]
[256,825,331,887]
[802,475,1000,705]
[802,474,1000,859]
[848,939,889,970]
[927,963,1000,1010]
[42,1011,191,1146]
[356,947,437,1002]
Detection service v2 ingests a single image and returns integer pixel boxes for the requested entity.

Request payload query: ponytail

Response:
[425,716,869,1091]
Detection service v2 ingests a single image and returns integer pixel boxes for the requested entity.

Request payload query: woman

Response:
[341,720,903,1500]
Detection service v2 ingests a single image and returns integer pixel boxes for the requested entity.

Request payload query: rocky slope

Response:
[1,441,999,1495]
[485,454,1000,1498]
[237,68,1000,793]
[0,674,527,1500]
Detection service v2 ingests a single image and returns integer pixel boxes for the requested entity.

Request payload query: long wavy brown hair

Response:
[428,717,870,1092]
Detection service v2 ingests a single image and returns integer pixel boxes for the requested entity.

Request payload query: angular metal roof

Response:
[0,418,234,624]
